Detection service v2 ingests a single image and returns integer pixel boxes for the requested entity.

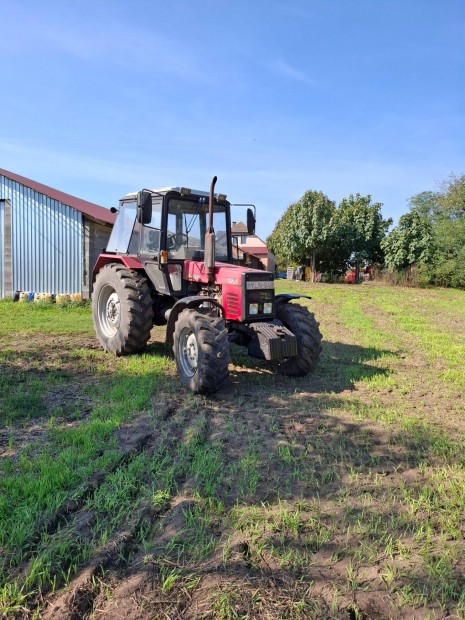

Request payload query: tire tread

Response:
[92,264,153,355]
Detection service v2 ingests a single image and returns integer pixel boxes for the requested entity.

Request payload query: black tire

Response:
[92,264,153,355]
[274,303,322,376]
[173,309,230,394]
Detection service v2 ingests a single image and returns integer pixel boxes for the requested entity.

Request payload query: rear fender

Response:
[93,254,143,280]
[166,296,225,344]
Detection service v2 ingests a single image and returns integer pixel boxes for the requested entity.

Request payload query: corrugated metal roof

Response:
[0,168,116,224]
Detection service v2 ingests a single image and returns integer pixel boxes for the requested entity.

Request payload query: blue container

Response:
[27,291,35,302]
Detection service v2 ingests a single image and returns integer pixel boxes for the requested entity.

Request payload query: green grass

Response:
[2,285,465,618]
[0,299,93,336]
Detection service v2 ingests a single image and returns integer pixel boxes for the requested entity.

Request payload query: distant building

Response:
[0,168,115,299]
[231,221,275,272]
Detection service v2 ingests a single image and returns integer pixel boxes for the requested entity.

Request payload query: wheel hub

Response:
[106,292,120,324]
[178,328,198,377]
[98,285,121,338]
[184,333,198,369]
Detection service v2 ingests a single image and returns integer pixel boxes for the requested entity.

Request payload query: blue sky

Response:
[0,0,464,239]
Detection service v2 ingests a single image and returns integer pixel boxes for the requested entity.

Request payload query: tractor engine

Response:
[183,260,298,361]
[184,260,274,322]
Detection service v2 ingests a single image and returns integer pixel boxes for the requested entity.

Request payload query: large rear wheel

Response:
[173,309,229,394]
[92,264,153,355]
[274,303,322,376]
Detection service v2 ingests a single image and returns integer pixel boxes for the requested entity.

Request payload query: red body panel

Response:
[93,254,143,276]
[93,255,272,323]
[183,260,252,286]
[183,260,271,322]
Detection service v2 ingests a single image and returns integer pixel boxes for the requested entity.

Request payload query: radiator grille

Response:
[225,293,240,315]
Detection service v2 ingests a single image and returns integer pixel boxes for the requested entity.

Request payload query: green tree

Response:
[408,190,441,221]
[267,190,335,271]
[438,174,465,217]
[330,194,392,266]
[268,191,391,277]
[432,174,465,287]
[381,211,434,271]
[405,174,465,288]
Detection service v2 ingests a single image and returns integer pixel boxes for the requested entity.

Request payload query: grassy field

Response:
[1,282,465,619]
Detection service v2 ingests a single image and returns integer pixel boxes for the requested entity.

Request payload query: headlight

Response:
[249,303,259,315]
[263,302,272,314]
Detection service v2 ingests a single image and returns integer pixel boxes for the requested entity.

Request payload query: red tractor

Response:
[92,177,322,393]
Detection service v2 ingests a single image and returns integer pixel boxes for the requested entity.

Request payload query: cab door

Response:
[138,195,173,296]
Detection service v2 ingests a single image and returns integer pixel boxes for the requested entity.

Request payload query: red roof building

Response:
[0,168,115,225]
[230,222,275,272]
[0,168,115,299]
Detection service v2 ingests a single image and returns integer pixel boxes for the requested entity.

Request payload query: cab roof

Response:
[122,187,226,200]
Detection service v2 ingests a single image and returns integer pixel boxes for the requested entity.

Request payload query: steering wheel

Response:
[167,233,189,251]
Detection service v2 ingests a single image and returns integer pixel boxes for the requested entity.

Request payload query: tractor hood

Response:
[183,260,273,287]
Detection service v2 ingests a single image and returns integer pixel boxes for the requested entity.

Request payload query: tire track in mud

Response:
[40,387,409,620]
[41,386,372,620]
[38,396,216,620]
[3,412,156,583]
[5,397,181,602]
[195,389,409,620]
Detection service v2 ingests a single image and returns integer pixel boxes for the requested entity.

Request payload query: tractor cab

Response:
[107,188,233,258]
[104,187,243,298]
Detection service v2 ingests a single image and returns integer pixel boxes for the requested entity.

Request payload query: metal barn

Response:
[0,168,115,299]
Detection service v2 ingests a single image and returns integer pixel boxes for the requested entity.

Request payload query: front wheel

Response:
[274,303,322,376]
[173,309,229,394]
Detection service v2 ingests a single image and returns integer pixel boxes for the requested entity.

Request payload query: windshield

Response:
[166,198,229,261]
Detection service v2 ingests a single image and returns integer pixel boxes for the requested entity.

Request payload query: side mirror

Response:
[136,190,152,224]
[247,208,256,235]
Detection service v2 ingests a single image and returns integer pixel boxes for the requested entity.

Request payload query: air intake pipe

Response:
[204,175,217,283]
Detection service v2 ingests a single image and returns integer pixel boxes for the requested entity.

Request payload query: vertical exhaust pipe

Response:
[204,176,217,283]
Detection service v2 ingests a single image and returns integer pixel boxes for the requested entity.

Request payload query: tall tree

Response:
[381,211,434,271]
[433,174,465,287]
[408,190,441,221]
[331,194,392,265]
[404,174,465,288]
[438,174,465,218]
[268,191,391,276]
[267,190,335,272]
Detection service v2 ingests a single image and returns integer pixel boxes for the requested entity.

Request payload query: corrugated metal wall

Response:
[0,175,83,295]
[0,200,4,297]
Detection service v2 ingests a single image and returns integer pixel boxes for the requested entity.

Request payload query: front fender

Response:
[165,296,225,344]
[275,293,312,305]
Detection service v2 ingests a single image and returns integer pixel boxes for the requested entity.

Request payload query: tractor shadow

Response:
[227,340,396,396]
[145,333,394,396]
